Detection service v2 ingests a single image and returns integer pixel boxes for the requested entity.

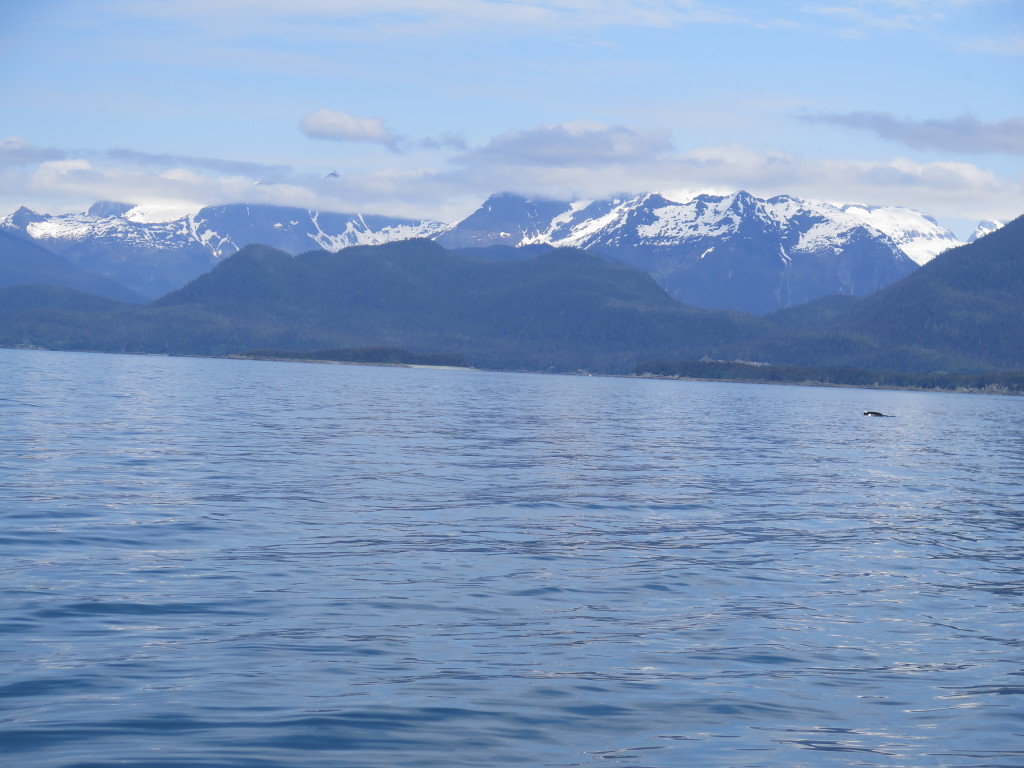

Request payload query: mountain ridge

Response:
[2,191,982,313]
[0,221,1020,376]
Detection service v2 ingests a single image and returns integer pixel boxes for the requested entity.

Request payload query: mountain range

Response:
[439,191,923,314]
[0,213,1020,376]
[0,201,445,299]
[2,191,995,315]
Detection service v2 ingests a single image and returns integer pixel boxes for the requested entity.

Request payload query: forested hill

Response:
[838,212,1024,369]
[0,240,767,373]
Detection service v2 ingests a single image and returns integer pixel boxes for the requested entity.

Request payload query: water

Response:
[2,348,1023,768]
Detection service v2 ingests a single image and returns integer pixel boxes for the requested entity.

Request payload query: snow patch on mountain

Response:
[125,202,203,223]
[969,219,1006,242]
[3,203,446,260]
[16,207,201,253]
[631,194,737,241]
[506,190,902,261]
[837,204,962,266]
[306,212,444,251]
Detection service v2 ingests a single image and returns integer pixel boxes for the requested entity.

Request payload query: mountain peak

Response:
[436,193,572,248]
[477,191,563,214]
[969,219,1006,242]
[87,201,134,218]
[633,192,674,209]
[482,191,530,206]
[2,206,49,230]
[726,189,757,212]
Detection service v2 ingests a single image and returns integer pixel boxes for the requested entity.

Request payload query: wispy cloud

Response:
[420,133,468,151]
[959,33,1024,56]
[0,137,67,166]
[803,112,1024,155]
[299,109,401,151]
[104,148,291,179]
[798,0,1011,40]
[803,3,930,33]
[108,0,761,34]
[457,122,672,167]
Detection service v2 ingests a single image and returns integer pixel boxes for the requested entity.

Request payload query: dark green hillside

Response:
[3,239,769,372]
[451,244,553,262]
[766,294,861,330]
[0,284,258,356]
[837,214,1024,369]
[0,231,146,303]
[0,284,131,351]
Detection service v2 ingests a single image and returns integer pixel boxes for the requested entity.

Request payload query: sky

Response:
[1,0,1022,237]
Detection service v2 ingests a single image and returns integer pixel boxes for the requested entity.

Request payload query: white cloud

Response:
[299,109,400,149]
[32,159,98,185]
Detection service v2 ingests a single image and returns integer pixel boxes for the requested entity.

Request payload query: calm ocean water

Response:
[2,347,1023,768]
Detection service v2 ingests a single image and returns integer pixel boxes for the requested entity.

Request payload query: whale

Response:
[863,410,893,417]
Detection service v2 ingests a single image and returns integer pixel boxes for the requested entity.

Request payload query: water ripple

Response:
[2,349,1023,767]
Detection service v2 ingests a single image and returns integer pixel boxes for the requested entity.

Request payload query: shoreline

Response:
[5,345,1022,397]
[630,371,1024,397]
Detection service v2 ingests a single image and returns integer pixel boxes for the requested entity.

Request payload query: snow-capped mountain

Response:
[969,219,1006,242]
[1,203,444,297]
[0,191,982,313]
[3,203,217,298]
[834,204,962,266]
[438,191,920,313]
[434,193,969,268]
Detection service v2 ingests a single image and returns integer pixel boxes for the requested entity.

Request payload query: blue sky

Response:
[2,0,1022,236]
